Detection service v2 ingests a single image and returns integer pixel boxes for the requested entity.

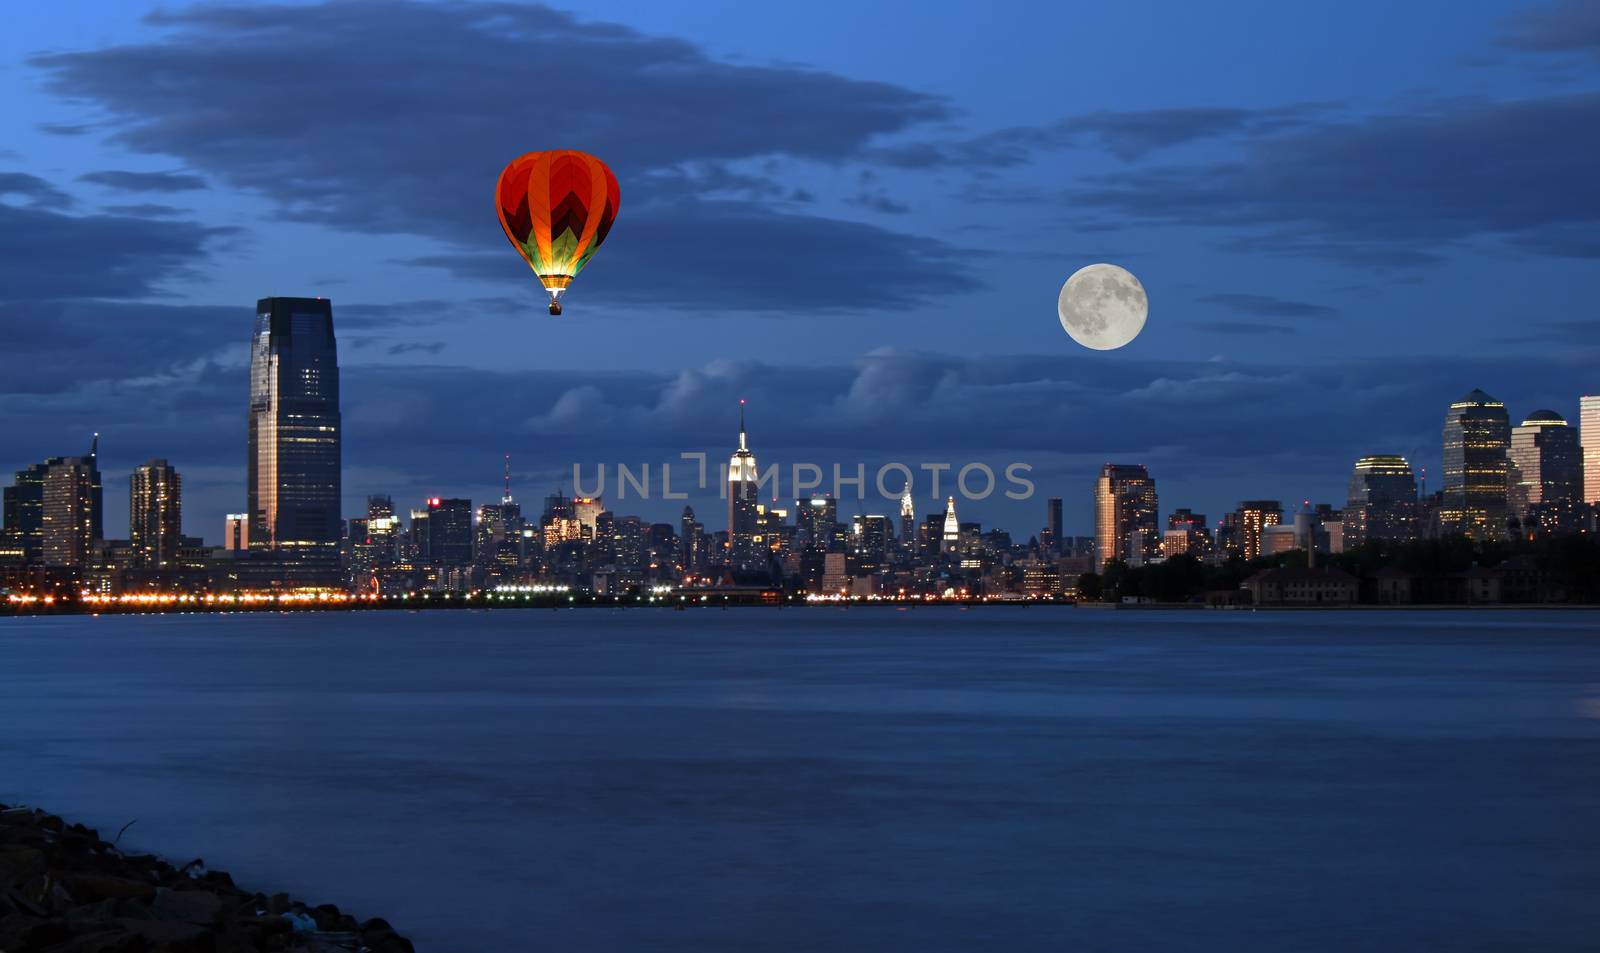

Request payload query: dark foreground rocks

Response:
[0,804,413,953]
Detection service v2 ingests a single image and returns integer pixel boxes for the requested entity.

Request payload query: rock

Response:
[63,871,159,902]
[151,885,225,924]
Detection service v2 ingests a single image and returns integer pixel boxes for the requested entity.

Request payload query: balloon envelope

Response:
[496,150,620,314]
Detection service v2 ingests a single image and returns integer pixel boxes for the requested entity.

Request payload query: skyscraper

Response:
[421,497,474,566]
[1509,410,1581,519]
[1440,388,1511,540]
[247,297,342,579]
[1582,396,1600,504]
[899,481,916,548]
[1343,456,1418,547]
[129,459,182,569]
[1094,464,1158,570]
[726,400,762,572]
[3,461,50,564]
[1234,500,1282,562]
[1044,497,1063,554]
[941,496,960,554]
[42,448,101,569]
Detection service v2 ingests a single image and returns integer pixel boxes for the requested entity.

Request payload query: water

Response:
[2,608,1597,952]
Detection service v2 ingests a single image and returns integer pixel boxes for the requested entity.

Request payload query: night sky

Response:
[2,1,1597,542]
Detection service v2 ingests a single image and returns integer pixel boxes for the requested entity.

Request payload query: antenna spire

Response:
[502,453,513,504]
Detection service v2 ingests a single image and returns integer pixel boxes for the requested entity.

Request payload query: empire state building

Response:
[727,400,763,573]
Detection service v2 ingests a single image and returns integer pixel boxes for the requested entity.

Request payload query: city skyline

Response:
[2,1,1598,547]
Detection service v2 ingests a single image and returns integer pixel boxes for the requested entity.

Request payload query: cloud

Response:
[0,172,72,208]
[1501,0,1600,57]
[870,103,1334,167]
[1068,93,1600,263]
[0,197,230,303]
[1199,293,1337,318]
[405,198,978,312]
[80,169,207,192]
[1195,321,1297,336]
[30,1,974,312]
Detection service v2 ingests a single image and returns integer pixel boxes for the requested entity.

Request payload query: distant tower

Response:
[941,496,960,554]
[130,459,182,569]
[899,480,915,545]
[1441,388,1510,540]
[247,297,342,580]
[1044,497,1063,554]
[726,400,762,572]
[502,453,514,506]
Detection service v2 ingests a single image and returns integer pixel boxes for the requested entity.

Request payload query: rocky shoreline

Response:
[0,804,413,952]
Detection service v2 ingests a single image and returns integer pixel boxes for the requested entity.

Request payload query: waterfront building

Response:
[3,462,50,564]
[680,506,704,575]
[1343,455,1419,547]
[1582,396,1600,504]
[129,459,182,569]
[1233,500,1282,561]
[849,514,890,576]
[247,297,342,580]
[41,442,103,569]
[1440,388,1510,540]
[941,496,961,555]
[1509,410,1581,520]
[1094,464,1158,570]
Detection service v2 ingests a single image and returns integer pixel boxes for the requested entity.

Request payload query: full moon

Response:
[1057,263,1148,351]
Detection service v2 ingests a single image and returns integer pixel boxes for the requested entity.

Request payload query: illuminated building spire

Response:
[738,398,748,452]
[900,480,914,520]
[942,495,959,553]
[502,453,514,505]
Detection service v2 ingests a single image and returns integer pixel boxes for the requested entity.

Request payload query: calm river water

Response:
[2,608,1597,951]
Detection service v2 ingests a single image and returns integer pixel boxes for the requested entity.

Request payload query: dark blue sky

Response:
[2,0,1597,541]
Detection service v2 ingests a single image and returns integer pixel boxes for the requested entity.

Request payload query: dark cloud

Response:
[872,103,1333,167]
[30,1,973,312]
[1501,0,1600,57]
[1069,93,1600,263]
[0,199,230,303]
[80,169,207,192]
[1199,293,1337,318]
[385,341,447,357]
[1195,321,1297,336]
[0,172,72,208]
[406,198,978,313]
[102,203,190,217]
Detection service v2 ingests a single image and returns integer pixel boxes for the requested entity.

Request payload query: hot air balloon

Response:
[495,150,620,315]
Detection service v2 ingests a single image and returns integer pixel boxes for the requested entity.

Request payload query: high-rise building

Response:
[129,459,182,569]
[941,496,960,554]
[849,514,890,576]
[1093,464,1158,570]
[1043,497,1063,554]
[680,506,704,574]
[727,400,762,572]
[247,297,342,579]
[1582,396,1600,504]
[899,481,916,549]
[421,497,473,566]
[1234,500,1282,562]
[1343,455,1418,547]
[1440,388,1511,541]
[42,449,101,569]
[3,461,50,564]
[1509,410,1581,519]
